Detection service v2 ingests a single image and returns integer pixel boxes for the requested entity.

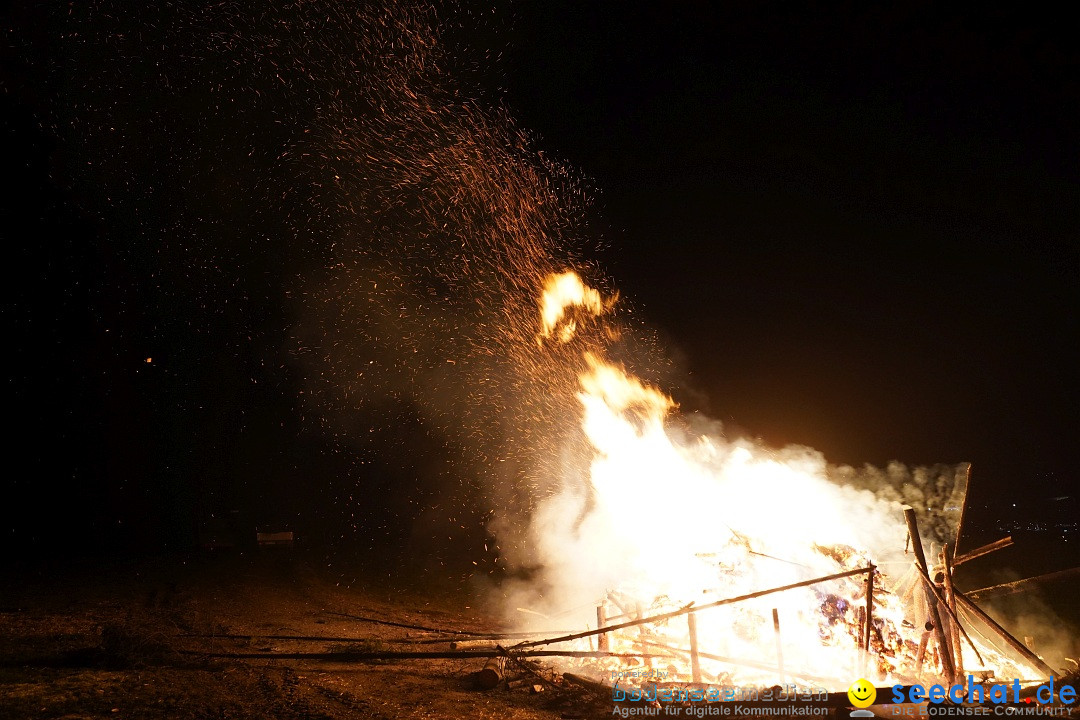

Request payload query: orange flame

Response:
[521,271,1036,689]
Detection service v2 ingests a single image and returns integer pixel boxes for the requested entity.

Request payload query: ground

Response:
[0,551,608,720]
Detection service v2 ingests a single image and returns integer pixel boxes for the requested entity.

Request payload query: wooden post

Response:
[915,623,932,678]
[904,507,956,682]
[862,565,875,675]
[909,553,987,668]
[635,602,652,670]
[687,611,702,683]
[772,608,785,684]
[941,545,963,683]
[596,606,609,652]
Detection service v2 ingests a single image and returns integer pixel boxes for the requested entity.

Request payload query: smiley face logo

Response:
[848,678,876,708]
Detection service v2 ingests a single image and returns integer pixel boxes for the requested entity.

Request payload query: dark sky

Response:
[501,3,1078,499]
[2,2,1076,564]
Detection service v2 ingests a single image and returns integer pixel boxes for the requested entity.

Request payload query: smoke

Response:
[975,571,1080,674]
[829,461,971,548]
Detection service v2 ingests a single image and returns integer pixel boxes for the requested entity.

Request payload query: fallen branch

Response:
[324,611,569,638]
[180,649,670,661]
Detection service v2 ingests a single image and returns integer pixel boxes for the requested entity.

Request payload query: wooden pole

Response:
[953,536,1013,566]
[772,608,785,684]
[513,566,874,650]
[953,590,1057,678]
[953,463,972,555]
[182,648,669,661]
[862,565,875,675]
[915,623,932,678]
[635,601,653,670]
[909,553,986,667]
[688,611,702,683]
[941,545,963,683]
[596,605,609,652]
[904,507,956,681]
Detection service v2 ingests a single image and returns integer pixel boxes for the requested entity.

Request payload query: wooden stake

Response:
[635,602,653,670]
[772,608,785,684]
[941,544,963,684]
[688,611,702,684]
[596,605,609,652]
[909,552,986,667]
[915,623,932,678]
[862,565,875,675]
[904,507,956,681]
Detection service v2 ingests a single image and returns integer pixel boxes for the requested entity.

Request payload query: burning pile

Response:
[508,270,1052,692]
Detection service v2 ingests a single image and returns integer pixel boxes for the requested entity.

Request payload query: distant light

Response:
[145,357,152,363]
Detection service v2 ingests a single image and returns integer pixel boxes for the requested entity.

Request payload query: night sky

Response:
[3,3,1076,572]
[502,3,1078,503]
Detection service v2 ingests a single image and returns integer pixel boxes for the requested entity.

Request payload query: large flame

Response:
[521,271,1036,690]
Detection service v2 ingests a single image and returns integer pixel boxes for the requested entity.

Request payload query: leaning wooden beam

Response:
[904,507,956,681]
[181,649,670,661]
[513,566,873,650]
[952,463,973,556]
[324,612,571,638]
[687,611,702,683]
[968,567,1080,601]
[952,536,1013,567]
[953,590,1058,679]
[942,545,964,683]
[862,565,875,675]
[772,608,785,684]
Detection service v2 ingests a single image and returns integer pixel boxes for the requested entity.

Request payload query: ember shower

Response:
[46,0,996,685]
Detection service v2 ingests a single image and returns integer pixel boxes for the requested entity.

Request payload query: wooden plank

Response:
[512,566,873,650]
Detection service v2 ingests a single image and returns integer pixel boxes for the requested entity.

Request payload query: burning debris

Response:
[490,271,1069,700]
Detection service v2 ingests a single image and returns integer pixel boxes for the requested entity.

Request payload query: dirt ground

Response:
[0,551,609,720]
